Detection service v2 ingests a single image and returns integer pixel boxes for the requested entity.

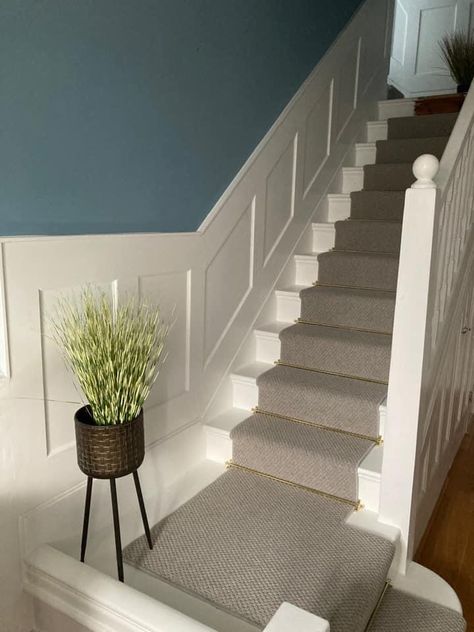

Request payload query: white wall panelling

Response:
[380,85,474,572]
[0,0,394,630]
[389,0,474,96]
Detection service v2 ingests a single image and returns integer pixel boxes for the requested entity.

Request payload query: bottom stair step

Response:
[124,469,394,632]
[230,412,372,502]
[368,586,466,631]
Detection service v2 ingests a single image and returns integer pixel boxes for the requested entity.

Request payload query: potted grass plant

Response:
[52,287,168,581]
[415,31,474,115]
[440,31,474,94]
[53,287,168,479]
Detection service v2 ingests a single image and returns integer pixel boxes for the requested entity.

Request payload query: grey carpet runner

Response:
[124,111,465,631]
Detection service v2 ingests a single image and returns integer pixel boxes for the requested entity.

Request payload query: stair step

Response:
[123,469,395,631]
[275,285,303,322]
[318,251,399,292]
[376,136,449,164]
[350,190,405,221]
[279,324,392,384]
[204,408,385,512]
[257,363,386,438]
[377,98,415,121]
[387,112,457,140]
[299,285,396,333]
[205,409,250,462]
[342,166,364,193]
[294,253,319,286]
[231,412,372,501]
[312,222,336,251]
[355,142,377,166]
[254,322,288,363]
[366,120,388,143]
[363,163,414,191]
[327,193,351,222]
[367,586,465,632]
[334,219,402,254]
[230,361,272,409]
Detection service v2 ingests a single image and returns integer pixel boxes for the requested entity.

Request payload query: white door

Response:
[389,0,474,96]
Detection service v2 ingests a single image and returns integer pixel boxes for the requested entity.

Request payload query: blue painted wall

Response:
[1,0,363,235]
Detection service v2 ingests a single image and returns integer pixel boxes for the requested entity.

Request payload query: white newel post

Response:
[379,155,440,572]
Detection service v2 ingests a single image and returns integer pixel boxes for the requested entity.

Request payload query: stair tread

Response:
[279,323,391,383]
[231,412,372,500]
[124,469,395,631]
[231,361,272,381]
[255,321,289,336]
[368,587,466,631]
[257,363,386,437]
[205,408,250,433]
[334,219,402,254]
[318,250,399,292]
[300,285,396,333]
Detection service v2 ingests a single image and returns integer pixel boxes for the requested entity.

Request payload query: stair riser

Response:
[300,290,396,333]
[377,99,415,120]
[350,191,405,222]
[376,137,448,164]
[334,222,402,253]
[363,165,414,191]
[229,373,387,436]
[318,255,399,291]
[280,332,391,383]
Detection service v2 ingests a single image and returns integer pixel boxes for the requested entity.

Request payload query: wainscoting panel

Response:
[204,202,254,362]
[0,1,394,628]
[263,137,296,265]
[303,84,333,195]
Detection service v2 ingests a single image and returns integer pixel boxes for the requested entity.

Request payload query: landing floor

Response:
[415,430,474,631]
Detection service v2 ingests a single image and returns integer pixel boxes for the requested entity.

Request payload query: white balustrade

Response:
[380,86,474,571]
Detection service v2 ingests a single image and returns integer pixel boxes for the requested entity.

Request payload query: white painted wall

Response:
[389,0,474,96]
[0,0,394,630]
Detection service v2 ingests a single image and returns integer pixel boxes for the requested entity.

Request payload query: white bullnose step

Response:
[366,120,387,143]
[312,222,335,251]
[294,253,319,286]
[255,322,289,364]
[354,142,377,167]
[342,166,364,193]
[327,194,351,222]
[377,98,415,121]
[275,285,304,323]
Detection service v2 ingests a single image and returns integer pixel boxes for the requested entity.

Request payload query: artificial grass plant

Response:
[53,287,168,425]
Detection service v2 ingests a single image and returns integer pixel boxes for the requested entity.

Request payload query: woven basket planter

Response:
[74,406,145,479]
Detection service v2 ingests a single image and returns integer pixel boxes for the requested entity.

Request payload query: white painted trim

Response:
[2,1,396,629]
[264,603,330,632]
[25,545,217,632]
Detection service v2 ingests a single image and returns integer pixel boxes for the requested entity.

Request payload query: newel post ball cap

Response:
[411,154,440,189]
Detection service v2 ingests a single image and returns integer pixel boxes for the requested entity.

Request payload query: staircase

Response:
[123,107,466,631]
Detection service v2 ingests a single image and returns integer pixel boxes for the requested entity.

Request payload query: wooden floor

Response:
[415,431,474,631]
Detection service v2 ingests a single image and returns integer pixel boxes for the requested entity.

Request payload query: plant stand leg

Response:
[80,477,93,563]
[110,478,124,582]
[133,470,153,549]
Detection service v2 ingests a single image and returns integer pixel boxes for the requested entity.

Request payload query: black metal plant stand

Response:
[79,470,153,582]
